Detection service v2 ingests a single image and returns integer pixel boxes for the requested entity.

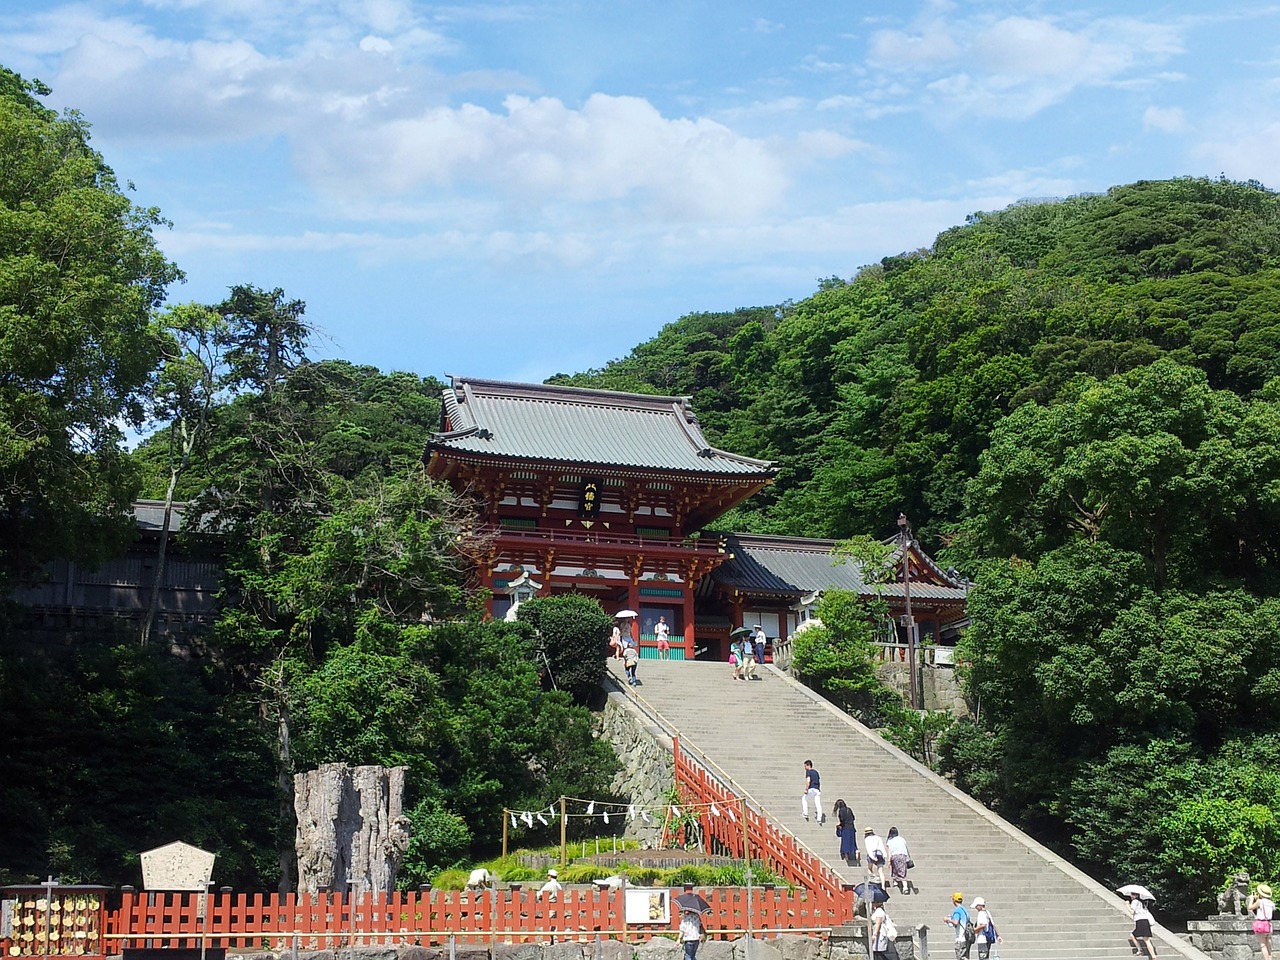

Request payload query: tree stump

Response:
[294,763,410,894]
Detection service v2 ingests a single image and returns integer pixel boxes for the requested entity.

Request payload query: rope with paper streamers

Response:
[502,795,739,830]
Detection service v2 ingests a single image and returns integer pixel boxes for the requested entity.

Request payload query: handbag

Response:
[906,859,915,869]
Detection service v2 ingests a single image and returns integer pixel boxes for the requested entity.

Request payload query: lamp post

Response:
[898,513,918,710]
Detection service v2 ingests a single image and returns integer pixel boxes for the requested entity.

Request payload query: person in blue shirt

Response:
[944,891,972,960]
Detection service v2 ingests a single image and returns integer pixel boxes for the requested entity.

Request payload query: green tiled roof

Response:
[709,532,969,602]
[430,376,776,477]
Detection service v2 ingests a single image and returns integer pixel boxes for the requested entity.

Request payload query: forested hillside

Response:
[556,177,1280,916]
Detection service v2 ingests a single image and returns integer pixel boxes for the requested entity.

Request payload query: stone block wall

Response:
[596,693,676,847]
[1187,916,1269,960]
[224,935,876,960]
[875,664,969,717]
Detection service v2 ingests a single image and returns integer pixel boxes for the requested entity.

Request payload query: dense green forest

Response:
[3,60,1279,917]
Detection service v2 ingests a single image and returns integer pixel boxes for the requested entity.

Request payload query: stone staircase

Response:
[606,658,1206,960]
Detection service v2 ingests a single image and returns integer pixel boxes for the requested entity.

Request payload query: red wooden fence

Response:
[3,885,851,958]
[87,887,841,951]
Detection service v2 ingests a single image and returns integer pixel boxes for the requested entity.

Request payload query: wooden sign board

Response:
[624,888,670,924]
[139,841,215,891]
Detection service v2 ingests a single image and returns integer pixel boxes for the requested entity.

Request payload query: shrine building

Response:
[425,376,968,661]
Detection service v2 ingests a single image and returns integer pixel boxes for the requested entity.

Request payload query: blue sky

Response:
[4,2,1280,384]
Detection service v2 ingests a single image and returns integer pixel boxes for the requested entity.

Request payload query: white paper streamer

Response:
[522,811,534,827]
[537,813,548,826]
[641,810,651,823]
[603,810,610,823]
[586,801,595,815]
[510,813,518,828]
[628,804,636,821]
[672,805,681,818]
[711,804,720,817]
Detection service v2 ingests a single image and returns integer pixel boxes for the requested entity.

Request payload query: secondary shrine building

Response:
[425,376,968,661]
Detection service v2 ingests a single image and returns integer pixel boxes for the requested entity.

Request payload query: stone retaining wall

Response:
[1187,916,1270,960]
[874,664,969,717]
[223,932,882,960]
[596,693,675,847]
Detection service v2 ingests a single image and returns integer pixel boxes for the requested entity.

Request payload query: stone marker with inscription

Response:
[140,841,216,891]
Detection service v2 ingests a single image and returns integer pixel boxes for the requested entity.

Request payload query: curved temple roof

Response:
[429,375,776,477]
[710,532,969,604]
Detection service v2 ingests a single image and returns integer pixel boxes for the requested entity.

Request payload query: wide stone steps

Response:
[606,658,1204,960]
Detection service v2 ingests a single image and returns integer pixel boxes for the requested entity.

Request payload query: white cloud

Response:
[305,93,790,222]
[1143,105,1186,132]
[863,10,1187,121]
[868,20,959,67]
[1194,120,1280,186]
[973,17,1090,76]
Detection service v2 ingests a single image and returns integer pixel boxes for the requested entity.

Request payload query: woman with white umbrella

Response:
[1118,885,1157,958]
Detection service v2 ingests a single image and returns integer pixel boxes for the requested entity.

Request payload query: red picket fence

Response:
[89,886,845,952]
[671,737,850,909]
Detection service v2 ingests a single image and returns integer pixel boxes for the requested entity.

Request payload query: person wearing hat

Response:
[944,892,974,960]
[538,868,562,901]
[1249,883,1274,960]
[863,826,889,885]
[1127,889,1157,958]
[971,897,1001,960]
[752,624,767,665]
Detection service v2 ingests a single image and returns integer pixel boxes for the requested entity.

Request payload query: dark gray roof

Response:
[430,376,776,476]
[133,500,188,533]
[710,532,969,603]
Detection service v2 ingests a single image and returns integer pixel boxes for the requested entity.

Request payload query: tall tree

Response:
[0,67,179,584]
[138,303,229,646]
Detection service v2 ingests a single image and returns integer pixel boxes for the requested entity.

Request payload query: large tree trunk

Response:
[294,763,410,895]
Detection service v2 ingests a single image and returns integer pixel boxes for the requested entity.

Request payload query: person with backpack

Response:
[864,826,889,885]
[944,891,974,960]
[971,897,1002,960]
[871,900,897,960]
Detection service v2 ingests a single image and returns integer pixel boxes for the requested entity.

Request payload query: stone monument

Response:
[140,840,216,891]
[294,763,411,895]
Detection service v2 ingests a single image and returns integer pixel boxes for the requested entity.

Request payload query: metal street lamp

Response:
[898,513,919,710]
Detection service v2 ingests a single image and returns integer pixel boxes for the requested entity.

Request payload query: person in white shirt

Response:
[538,868,562,901]
[679,908,705,960]
[885,826,913,893]
[864,827,889,885]
[1127,891,1156,958]
[655,616,671,659]
[871,902,895,960]
[971,897,1001,960]
[1250,883,1274,960]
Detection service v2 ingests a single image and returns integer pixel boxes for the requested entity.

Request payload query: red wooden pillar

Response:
[627,579,640,643]
[682,583,696,660]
